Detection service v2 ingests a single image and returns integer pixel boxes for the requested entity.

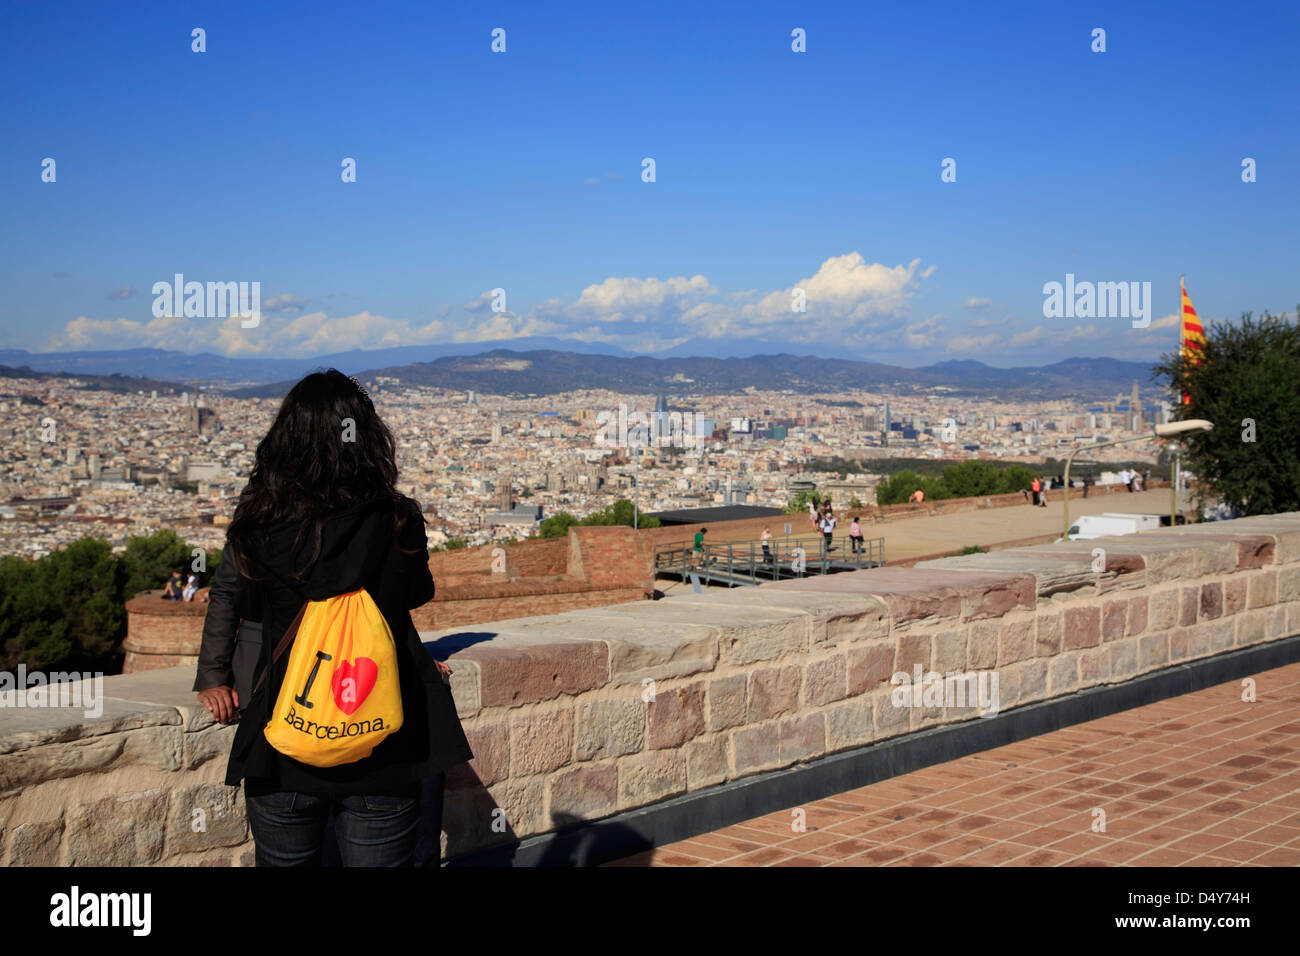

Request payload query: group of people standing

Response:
[1118,468,1149,492]
[1027,475,1050,508]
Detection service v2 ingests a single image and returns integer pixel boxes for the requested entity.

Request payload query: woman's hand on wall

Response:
[198,685,240,723]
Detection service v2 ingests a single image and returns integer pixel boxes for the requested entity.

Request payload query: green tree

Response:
[538,499,659,537]
[429,537,469,552]
[121,528,191,597]
[1154,309,1300,515]
[0,538,125,671]
[539,512,579,538]
[876,470,952,505]
[782,490,822,514]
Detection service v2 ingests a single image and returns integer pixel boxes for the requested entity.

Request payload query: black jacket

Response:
[194,494,473,795]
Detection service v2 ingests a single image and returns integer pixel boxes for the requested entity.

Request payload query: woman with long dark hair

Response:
[194,369,472,866]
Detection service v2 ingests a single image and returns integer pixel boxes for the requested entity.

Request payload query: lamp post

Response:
[1062,420,1213,540]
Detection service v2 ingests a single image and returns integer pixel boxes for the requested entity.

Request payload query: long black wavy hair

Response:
[224,368,423,582]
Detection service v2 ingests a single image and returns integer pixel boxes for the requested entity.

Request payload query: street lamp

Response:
[1062,420,1213,539]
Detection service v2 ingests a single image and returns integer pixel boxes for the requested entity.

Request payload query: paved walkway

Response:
[605,662,1300,866]
[657,487,1177,597]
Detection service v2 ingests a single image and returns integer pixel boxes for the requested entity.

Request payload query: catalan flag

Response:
[1179,275,1206,404]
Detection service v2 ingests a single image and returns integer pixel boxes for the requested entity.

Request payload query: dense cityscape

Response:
[0,369,1175,558]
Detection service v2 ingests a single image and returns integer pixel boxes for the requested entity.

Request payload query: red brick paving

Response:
[604,662,1300,866]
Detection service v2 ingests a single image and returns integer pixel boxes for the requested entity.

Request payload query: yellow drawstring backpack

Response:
[260,589,404,767]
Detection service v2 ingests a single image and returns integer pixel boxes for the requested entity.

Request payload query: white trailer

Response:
[1063,513,1162,540]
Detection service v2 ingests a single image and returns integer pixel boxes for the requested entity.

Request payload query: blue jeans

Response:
[246,789,420,866]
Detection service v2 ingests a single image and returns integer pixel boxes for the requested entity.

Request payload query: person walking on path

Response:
[820,511,836,553]
[1031,475,1041,507]
[760,525,772,564]
[693,527,708,568]
[849,516,863,555]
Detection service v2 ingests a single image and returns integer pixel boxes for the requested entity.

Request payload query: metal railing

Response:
[654,532,885,587]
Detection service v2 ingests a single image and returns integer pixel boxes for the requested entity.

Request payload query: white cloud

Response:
[945,332,999,353]
[263,293,312,314]
[41,252,939,357]
[964,296,992,313]
[905,314,947,349]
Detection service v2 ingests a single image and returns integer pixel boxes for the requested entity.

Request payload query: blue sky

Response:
[1,0,1296,366]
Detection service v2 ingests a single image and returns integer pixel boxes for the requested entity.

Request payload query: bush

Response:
[538,499,658,538]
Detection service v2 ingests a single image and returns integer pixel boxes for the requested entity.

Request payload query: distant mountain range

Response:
[0,337,635,386]
[0,345,1166,401]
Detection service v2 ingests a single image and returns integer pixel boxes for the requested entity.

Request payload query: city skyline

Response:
[2,1,1296,366]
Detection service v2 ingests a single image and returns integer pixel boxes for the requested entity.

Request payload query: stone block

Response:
[1101,600,1127,642]
[448,720,509,789]
[1246,570,1277,609]
[1277,566,1300,603]
[1109,639,1138,678]
[575,697,644,762]
[1149,589,1179,630]
[509,707,573,776]
[487,775,548,841]
[1017,659,1049,704]
[997,615,1036,666]
[1078,648,1110,685]
[1235,610,1267,646]
[779,714,826,764]
[685,735,729,789]
[1035,611,1063,656]
[1138,632,1170,670]
[932,629,966,672]
[5,818,64,866]
[1200,582,1223,620]
[66,790,169,865]
[731,724,780,775]
[1127,595,1149,635]
[1063,606,1101,650]
[873,689,911,739]
[825,695,874,750]
[1049,655,1078,694]
[457,640,607,709]
[648,682,706,749]
[968,620,999,669]
[847,642,894,695]
[804,654,848,707]
[548,763,618,820]
[1224,578,1247,615]
[894,633,932,674]
[706,674,748,733]
[166,782,247,853]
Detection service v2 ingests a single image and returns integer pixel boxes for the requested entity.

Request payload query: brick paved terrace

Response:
[605,661,1300,866]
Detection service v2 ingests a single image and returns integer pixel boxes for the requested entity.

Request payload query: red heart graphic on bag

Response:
[331,657,378,715]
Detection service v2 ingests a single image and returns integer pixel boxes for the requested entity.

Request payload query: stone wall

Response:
[122,525,655,673]
[3,512,1297,865]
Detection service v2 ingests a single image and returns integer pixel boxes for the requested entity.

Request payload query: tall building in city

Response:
[1131,381,1141,429]
[882,401,891,447]
[187,398,220,436]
